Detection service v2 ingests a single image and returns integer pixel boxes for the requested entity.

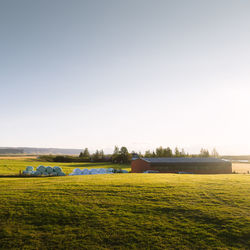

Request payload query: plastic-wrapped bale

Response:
[37,165,46,173]
[22,170,30,175]
[34,171,41,176]
[90,169,98,175]
[43,172,49,176]
[26,166,34,172]
[107,168,114,173]
[50,172,58,176]
[73,168,81,175]
[58,172,66,176]
[46,166,53,174]
[121,170,129,173]
[81,169,89,175]
[99,168,106,174]
[53,166,62,174]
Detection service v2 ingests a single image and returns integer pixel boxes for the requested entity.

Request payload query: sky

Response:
[0,0,250,155]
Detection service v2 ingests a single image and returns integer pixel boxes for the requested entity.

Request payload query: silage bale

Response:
[99,168,106,174]
[81,169,89,175]
[43,172,49,176]
[34,171,41,176]
[90,169,98,175]
[37,165,46,173]
[121,170,129,173]
[26,166,34,172]
[46,166,53,174]
[50,172,58,176]
[73,168,81,175]
[58,172,66,176]
[22,170,30,175]
[107,168,114,173]
[53,166,62,173]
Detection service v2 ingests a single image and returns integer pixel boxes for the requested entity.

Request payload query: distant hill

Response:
[0,147,82,155]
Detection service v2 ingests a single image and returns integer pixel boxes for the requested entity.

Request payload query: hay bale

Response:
[46,166,53,174]
[53,166,62,173]
[107,168,114,173]
[90,169,98,175]
[82,169,89,175]
[58,172,66,176]
[99,168,106,174]
[26,166,34,172]
[34,171,41,176]
[73,168,81,175]
[37,165,46,173]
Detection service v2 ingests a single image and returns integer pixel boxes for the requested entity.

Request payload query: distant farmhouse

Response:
[131,158,232,174]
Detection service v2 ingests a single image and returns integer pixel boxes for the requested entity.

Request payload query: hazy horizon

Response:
[1,1,250,155]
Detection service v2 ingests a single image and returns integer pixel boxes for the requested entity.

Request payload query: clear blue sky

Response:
[1,0,250,155]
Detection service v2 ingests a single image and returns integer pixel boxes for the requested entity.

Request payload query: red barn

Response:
[131,158,232,174]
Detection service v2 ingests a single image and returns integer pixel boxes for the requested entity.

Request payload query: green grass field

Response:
[0,158,130,175]
[0,158,249,249]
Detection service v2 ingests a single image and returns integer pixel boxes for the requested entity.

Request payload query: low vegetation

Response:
[0,158,249,249]
[0,173,249,249]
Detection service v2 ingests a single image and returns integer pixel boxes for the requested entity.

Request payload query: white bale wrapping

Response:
[37,165,46,173]
[34,171,41,176]
[53,166,62,173]
[99,168,106,174]
[82,169,89,175]
[90,169,98,175]
[107,168,114,173]
[58,172,66,176]
[46,166,53,174]
[26,166,34,172]
[73,168,82,175]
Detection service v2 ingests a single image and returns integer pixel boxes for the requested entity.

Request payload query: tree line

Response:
[38,146,219,163]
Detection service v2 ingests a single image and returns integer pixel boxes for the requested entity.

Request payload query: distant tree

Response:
[79,148,90,158]
[99,149,104,159]
[211,148,219,158]
[144,150,152,158]
[120,146,130,163]
[113,146,119,155]
[200,148,210,158]
[156,146,164,157]
[92,150,100,161]
[165,147,173,157]
[175,147,181,157]
[180,148,186,157]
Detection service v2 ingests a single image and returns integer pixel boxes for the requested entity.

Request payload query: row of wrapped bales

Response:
[69,168,114,175]
[22,165,66,176]
[69,168,128,175]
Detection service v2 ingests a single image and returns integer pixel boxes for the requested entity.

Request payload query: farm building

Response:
[131,158,232,174]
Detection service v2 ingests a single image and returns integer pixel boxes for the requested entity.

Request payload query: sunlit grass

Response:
[0,158,130,175]
[0,173,249,249]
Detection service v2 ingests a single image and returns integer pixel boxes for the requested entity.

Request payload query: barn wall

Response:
[131,160,232,174]
[131,159,151,173]
[149,162,232,174]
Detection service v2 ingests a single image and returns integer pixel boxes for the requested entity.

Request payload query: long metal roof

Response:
[141,157,228,163]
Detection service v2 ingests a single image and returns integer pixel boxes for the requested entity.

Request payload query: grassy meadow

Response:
[0,157,130,175]
[0,158,249,249]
